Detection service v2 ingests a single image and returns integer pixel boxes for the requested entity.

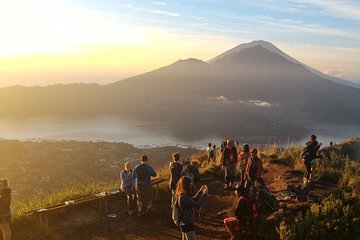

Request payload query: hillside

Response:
[0,140,201,205]
[0,40,360,142]
[11,138,360,240]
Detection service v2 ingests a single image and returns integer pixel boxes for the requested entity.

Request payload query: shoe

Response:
[224,184,229,190]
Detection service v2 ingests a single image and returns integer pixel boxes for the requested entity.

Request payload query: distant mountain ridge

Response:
[0,40,359,141]
[210,40,360,89]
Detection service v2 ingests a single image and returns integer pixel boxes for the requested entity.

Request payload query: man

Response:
[244,148,263,192]
[133,155,157,216]
[207,143,216,162]
[237,144,251,187]
[301,135,321,186]
[222,140,238,190]
[169,152,183,206]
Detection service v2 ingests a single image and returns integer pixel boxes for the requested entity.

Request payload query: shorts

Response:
[0,212,11,223]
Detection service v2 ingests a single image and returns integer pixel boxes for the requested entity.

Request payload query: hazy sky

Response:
[0,0,360,87]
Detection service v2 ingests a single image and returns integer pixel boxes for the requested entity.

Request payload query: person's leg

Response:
[184,231,196,240]
[182,232,186,240]
[0,223,11,240]
[171,189,176,207]
[136,185,144,214]
[148,184,154,211]
[224,165,228,185]
[230,164,236,187]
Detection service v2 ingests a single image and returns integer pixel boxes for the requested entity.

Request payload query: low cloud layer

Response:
[212,96,276,107]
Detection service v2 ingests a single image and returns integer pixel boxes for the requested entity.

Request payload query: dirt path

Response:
[28,161,336,240]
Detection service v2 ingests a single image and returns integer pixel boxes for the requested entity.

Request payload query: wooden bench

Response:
[25,177,167,233]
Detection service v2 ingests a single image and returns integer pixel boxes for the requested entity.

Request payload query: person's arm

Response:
[244,158,251,178]
[120,171,128,184]
[146,164,157,177]
[180,193,206,209]
[221,150,226,166]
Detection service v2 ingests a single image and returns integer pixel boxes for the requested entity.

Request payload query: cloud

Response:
[295,0,360,21]
[247,100,273,107]
[151,10,180,17]
[324,69,346,79]
[215,95,231,103]
[152,1,166,5]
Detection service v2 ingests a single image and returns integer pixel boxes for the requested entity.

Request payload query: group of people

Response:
[220,140,263,192]
[0,135,322,240]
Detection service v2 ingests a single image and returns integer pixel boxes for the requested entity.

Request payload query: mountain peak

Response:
[208,40,284,63]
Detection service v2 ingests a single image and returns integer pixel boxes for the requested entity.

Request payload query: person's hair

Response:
[172,152,180,162]
[124,162,131,170]
[175,176,192,198]
[243,144,250,152]
[0,178,9,187]
[208,143,212,147]
[141,155,148,162]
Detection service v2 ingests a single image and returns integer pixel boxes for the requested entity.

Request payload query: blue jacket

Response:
[120,170,135,191]
[133,163,157,186]
[169,161,183,190]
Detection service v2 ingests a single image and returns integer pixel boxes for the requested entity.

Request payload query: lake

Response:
[0,116,358,148]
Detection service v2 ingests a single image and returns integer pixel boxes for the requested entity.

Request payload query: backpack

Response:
[135,164,149,181]
[172,196,185,226]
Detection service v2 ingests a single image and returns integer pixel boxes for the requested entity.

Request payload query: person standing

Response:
[237,144,251,187]
[169,152,183,206]
[0,178,11,240]
[301,135,321,186]
[244,148,263,192]
[133,155,157,216]
[222,140,238,190]
[120,162,137,215]
[206,143,215,162]
[173,176,208,240]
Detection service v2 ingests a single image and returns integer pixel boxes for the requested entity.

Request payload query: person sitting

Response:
[133,155,157,217]
[224,185,259,240]
[172,176,208,240]
[120,162,137,215]
[0,178,11,240]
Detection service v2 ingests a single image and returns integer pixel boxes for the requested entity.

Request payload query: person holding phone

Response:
[174,176,208,240]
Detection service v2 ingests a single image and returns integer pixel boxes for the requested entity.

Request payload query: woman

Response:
[120,162,137,215]
[174,176,208,240]
[0,178,11,240]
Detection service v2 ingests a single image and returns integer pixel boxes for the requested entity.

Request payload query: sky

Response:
[0,0,359,87]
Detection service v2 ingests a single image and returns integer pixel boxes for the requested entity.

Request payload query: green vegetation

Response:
[9,139,360,240]
[278,151,360,240]
[14,182,120,219]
